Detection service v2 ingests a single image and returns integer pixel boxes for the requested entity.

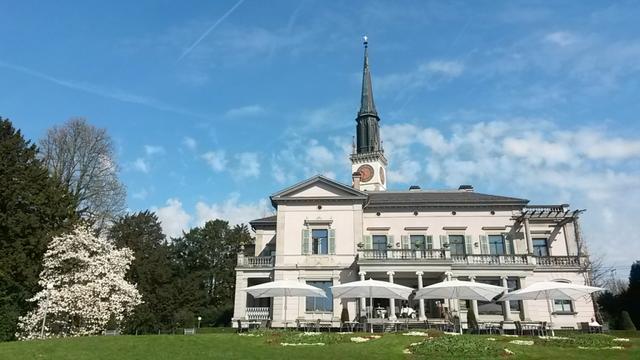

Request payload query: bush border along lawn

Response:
[0,330,638,360]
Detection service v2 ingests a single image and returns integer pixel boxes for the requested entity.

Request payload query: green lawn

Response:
[1,330,638,360]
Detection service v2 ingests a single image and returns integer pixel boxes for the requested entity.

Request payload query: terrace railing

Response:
[536,256,584,268]
[237,256,274,268]
[359,249,447,260]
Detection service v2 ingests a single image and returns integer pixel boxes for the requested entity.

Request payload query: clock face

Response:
[357,164,374,182]
[379,167,385,184]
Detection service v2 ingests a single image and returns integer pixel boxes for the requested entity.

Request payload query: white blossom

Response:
[16,225,142,340]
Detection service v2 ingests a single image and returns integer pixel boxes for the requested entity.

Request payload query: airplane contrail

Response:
[177,0,246,62]
[0,60,209,119]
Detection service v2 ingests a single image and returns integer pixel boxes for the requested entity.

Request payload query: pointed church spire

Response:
[358,36,378,117]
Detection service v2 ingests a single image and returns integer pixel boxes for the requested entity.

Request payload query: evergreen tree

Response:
[109,211,175,333]
[171,220,252,326]
[0,118,77,341]
[624,261,640,327]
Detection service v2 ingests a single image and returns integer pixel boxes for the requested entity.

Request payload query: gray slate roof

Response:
[365,190,528,208]
[249,215,276,227]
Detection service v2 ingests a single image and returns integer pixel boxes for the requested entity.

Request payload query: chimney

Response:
[458,184,474,192]
[409,185,421,191]
[352,171,362,190]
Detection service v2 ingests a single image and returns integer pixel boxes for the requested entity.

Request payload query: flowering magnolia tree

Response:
[16,225,142,340]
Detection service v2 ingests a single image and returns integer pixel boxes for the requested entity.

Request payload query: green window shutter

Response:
[302,229,310,254]
[387,235,395,248]
[440,235,448,248]
[328,229,336,254]
[465,235,473,255]
[479,235,489,254]
[401,235,410,249]
[363,235,372,249]
[503,233,512,254]
[426,235,433,250]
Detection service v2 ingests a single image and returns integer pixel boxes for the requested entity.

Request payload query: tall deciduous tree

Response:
[39,118,125,231]
[0,118,77,341]
[109,211,175,333]
[16,225,142,340]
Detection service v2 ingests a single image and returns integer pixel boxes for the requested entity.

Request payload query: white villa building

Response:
[233,40,595,330]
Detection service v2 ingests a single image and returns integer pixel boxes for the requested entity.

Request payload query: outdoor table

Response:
[521,321,543,335]
[589,322,603,333]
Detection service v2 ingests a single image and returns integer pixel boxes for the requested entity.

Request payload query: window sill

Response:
[552,311,577,316]
[304,311,333,314]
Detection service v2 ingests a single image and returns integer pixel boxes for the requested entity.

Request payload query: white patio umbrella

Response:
[331,279,414,332]
[499,281,604,336]
[415,279,506,302]
[243,280,326,329]
[414,279,506,333]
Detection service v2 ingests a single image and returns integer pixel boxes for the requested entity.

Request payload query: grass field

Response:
[1,330,638,359]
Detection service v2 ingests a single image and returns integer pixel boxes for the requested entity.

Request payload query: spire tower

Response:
[350,36,388,191]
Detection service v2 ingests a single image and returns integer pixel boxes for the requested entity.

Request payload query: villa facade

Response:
[232,40,595,330]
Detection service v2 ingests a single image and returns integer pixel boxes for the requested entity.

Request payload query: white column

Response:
[233,275,248,327]
[501,275,512,320]
[359,271,367,316]
[387,271,397,320]
[469,275,479,320]
[524,219,533,254]
[444,271,456,313]
[416,271,426,320]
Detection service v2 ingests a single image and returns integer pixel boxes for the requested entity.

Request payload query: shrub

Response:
[410,335,503,358]
[619,311,637,331]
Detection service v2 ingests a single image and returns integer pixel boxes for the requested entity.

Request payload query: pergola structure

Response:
[510,205,587,258]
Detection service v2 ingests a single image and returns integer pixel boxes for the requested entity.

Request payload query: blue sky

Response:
[2,1,639,275]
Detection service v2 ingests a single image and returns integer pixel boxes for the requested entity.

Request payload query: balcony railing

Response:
[358,249,446,260]
[452,254,530,265]
[237,256,274,268]
[536,256,584,267]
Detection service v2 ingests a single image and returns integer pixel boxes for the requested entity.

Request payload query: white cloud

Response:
[544,31,578,47]
[132,188,149,200]
[144,145,165,156]
[132,158,150,173]
[419,60,464,77]
[306,141,335,167]
[225,104,265,117]
[376,59,464,93]
[153,198,192,238]
[195,194,272,227]
[389,159,421,184]
[183,136,197,151]
[380,119,640,268]
[202,150,228,172]
[233,152,261,178]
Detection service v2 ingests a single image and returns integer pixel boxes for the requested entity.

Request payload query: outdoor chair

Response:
[236,320,249,333]
[514,321,523,335]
